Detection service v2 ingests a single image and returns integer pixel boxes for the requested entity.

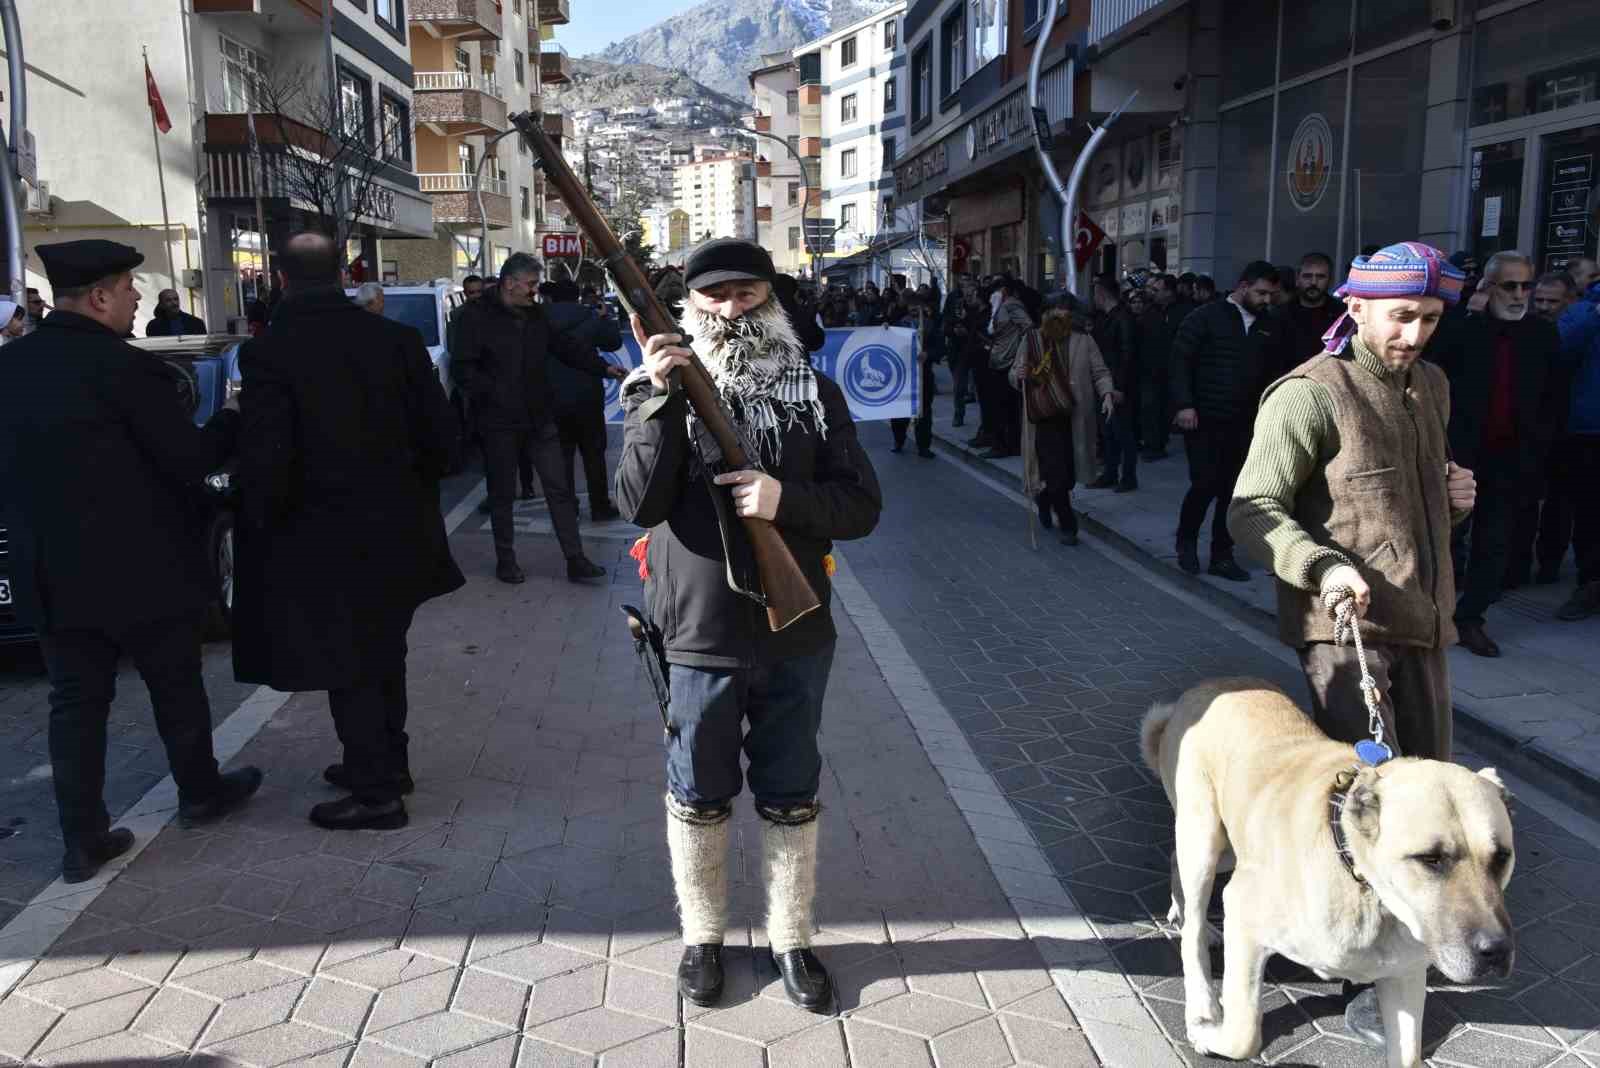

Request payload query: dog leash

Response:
[1321,585,1394,766]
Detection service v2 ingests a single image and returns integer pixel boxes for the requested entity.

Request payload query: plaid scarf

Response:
[682,298,827,470]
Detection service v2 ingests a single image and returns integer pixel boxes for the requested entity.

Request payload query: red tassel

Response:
[630,534,651,581]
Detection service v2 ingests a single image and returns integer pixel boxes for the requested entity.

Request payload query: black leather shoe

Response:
[890,442,905,453]
[324,764,414,796]
[519,488,541,501]
[771,948,832,1012]
[591,503,622,522]
[62,829,136,884]
[1176,541,1201,575]
[1458,621,1501,658]
[678,944,724,1007]
[309,796,408,831]
[1058,529,1079,547]
[566,556,606,582]
[179,766,264,829]
[917,448,936,458]
[1087,475,1117,489]
[496,558,526,584]
[1208,557,1251,582]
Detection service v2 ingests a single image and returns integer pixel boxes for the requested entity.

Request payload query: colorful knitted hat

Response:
[1322,241,1466,353]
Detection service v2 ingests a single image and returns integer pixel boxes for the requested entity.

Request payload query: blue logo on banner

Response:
[841,344,906,408]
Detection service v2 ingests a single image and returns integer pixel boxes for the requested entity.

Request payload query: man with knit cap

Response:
[1228,241,1478,1048]
[618,238,882,1013]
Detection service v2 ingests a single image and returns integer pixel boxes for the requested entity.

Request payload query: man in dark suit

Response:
[543,278,623,520]
[232,232,465,831]
[0,240,262,882]
[144,289,208,337]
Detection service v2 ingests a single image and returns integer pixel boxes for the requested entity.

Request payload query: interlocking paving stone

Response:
[370,1008,515,1059]
[0,993,58,1060]
[526,1005,667,1054]
[203,1019,350,1065]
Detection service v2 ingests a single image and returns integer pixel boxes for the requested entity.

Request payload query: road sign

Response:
[1073,210,1107,271]
[542,232,581,258]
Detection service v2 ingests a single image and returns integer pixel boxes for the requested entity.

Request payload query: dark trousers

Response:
[1515,436,1582,578]
[1101,400,1139,485]
[1454,448,1519,626]
[1299,641,1451,760]
[1035,417,1078,533]
[328,607,415,804]
[1569,436,1600,585]
[38,616,222,845]
[1177,420,1251,557]
[978,363,1020,453]
[1140,368,1170,454]
[556,402,612,512]
[483,421,582,561]
[665,649,834,808]
[517,434,539,497]
[890,360,937,452]
[951,354,974,422]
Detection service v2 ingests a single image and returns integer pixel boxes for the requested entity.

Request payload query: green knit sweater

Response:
[1227,337,1468,593]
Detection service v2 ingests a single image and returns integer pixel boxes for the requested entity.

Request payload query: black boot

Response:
[678,944,725,1007]
[1208,555,1250,582]
[1177,539,1201,575]
[62,828,136,884]
[771,948,833,1012]
[325,763,415,796]
[496,551,525,584]
[566,555,605,582]
[178,766,265,829]
[1087,473,1117,489]
[1035,492,1053,530]
[309,796,408,831]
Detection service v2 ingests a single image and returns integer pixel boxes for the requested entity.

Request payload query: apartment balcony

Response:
[1088,0,1181,48]
[798,137,821,158]
[534,0,570,27]
[540,46,573,85]
[409,0,501,41]
[754,115,772,134]
[805,189,822,207]
[193,0,322,26]
[799,85,822,109]
[414,72,508,134]
[756,206,773,223]
[542,110,575,146]
[419,172,512,227]
[755,160,773,178]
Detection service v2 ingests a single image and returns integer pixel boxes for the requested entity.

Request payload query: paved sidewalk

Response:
[0,500,1095,1067]
[922,365,1600,804]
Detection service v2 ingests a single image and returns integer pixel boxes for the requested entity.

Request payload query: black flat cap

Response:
[36,239,144,290]
[685,238,775,292]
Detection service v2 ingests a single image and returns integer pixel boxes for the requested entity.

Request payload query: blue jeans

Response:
[666,649,834,809]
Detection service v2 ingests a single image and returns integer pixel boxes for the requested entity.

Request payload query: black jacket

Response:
[1093,303,1140,393]
[453,293,612,429]
[1277,297,1346,376]
[1169,298,1286,423]
[0,311,237,632]
[775,276,826,352]
[616,372,881,668]
[544,300,623,417]
[232,288,464,691]
[1137,298,1194,380]
[145,309,209,337]
[1428,310,1560,480]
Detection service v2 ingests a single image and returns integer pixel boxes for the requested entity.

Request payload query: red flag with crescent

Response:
[145,58,172,134]
[1073,211,1107,271]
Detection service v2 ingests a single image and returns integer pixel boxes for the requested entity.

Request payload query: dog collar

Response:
[1329,767,1368,888]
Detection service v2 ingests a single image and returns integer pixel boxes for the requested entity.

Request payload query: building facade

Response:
[641,206,690,255]
[672,154,756,244]
[749,54,811,276]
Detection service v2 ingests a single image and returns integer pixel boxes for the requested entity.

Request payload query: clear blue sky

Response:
[555,0,706,57]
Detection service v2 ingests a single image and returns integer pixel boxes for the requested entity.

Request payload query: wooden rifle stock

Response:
[508,111,820,631]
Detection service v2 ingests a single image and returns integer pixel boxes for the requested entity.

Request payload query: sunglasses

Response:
[1496,280,1535,293]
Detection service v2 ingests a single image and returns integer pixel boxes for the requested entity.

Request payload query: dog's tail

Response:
[1140,699,1178,772]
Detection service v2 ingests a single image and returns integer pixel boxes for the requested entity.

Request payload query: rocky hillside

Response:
[543,58,747,122]
[592,0,897,102]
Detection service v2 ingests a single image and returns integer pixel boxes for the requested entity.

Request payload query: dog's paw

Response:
[1167,899,1183,926]
[1187,1019,1261,1062]
[1186,1017,1222,1056]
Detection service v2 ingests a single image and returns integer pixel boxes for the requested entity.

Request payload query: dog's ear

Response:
[1346,766,1383,837]
[1478,766,1516,812]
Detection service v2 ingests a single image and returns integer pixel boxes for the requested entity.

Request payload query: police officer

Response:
[0,240,263,883]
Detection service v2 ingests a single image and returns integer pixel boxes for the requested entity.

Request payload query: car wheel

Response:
[206,510,235,639]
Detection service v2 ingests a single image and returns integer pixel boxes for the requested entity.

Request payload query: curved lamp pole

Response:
[740,126,817,281]
[472,126,519,276]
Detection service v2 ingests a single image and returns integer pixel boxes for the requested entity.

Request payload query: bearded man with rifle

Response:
[619,239,882,1012]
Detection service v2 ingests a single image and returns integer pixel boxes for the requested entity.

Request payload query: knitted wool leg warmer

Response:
[760,805,820,954]
[666,796,731,946]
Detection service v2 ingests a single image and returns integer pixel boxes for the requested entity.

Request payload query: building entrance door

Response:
[1469,139,1526,266]
[1538,123,1600,275]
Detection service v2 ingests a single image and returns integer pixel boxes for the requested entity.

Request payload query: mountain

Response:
[592,0,897,102]
[544,58,747,122]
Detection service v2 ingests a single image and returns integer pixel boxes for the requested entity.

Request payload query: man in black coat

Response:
[232,232,464,831]
[1136,273,1192,460]
[1089,276,1140,491]
[1428,251,1560,658]
[144,288,208,337]
[0,240,262,882]
[1169,259,1285,580]
[454,253,626,584]
[544,278,623,521]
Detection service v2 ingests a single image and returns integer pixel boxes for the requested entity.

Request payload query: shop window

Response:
[842,93,858,123]
[1220,0,1279,103]
[1472,0,1600,125]
[1344,46,1428,268]
[911,41,932,127]
[1215,96,1274,282]
[941,12,966,101]
[841,36,858,68]
[1537,124,1600,274]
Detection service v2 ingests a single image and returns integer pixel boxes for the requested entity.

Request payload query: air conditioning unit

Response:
[22,180,51,216]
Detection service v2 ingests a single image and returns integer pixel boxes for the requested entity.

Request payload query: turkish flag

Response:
[145,58,172,134]
[1073,210,1107,271]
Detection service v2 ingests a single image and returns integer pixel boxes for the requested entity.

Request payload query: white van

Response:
[345,283,465,404]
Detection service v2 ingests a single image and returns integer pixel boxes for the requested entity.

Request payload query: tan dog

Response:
[1141,678,1514,1068]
